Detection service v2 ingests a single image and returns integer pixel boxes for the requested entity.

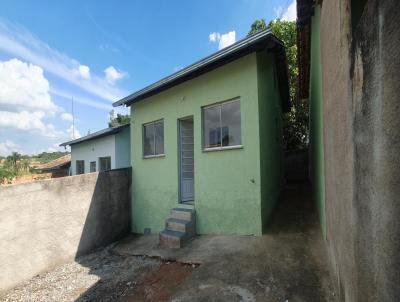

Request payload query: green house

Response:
[113,29,290,236]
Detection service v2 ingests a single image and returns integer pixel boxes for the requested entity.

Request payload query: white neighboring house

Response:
[60,124,130,175]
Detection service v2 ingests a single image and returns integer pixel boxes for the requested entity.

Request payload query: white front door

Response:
[179,118,194,202]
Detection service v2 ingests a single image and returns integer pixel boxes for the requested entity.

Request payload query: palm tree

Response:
[6,152,22,171]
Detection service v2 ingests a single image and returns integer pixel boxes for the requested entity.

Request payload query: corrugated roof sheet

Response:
[35,154,71,170]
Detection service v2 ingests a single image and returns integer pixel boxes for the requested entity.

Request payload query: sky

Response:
[0,0,296,156]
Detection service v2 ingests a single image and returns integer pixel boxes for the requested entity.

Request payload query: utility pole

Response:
[71,97,75,139]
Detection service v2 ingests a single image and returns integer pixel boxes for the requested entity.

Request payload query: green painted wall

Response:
[257,51,284,229]
[130,51,283,236]
[309,5,326,238]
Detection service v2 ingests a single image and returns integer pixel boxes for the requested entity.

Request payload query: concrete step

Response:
[171,208,195,221]
[166,218,195,235]
[159,230,187,249]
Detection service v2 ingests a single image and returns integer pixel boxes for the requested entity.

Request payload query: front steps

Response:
[159,208,196,248]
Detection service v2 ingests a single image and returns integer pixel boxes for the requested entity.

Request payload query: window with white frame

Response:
[203,98,242,150]
[143,120,164,157]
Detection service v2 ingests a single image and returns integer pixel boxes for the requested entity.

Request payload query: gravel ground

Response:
[0,244,162,302]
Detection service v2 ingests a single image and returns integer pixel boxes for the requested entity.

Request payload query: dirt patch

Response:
[123,261,198,302]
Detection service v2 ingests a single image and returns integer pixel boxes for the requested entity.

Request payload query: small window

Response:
[90,161,96,172]
[99,157,111,172]
[203,99,242,150]
[143,120,164,157]
[76,160,85,175]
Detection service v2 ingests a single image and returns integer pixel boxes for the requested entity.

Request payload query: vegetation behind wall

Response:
[249,19,309,150]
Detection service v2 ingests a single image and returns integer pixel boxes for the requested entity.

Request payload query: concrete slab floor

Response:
[115,182,335,302]
[1,182,335,302]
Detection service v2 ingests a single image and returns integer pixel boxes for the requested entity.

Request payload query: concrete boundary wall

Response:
[320,0,400,300]
[0,169,131,292]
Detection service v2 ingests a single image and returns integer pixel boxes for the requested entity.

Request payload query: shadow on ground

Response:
[72,181,334,302]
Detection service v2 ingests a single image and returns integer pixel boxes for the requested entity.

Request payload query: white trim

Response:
[203,145,243,152]
[203,97,240,109]
[143,154,165,159]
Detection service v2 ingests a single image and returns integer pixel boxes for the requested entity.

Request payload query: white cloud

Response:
[276,0,297,21]
[66,125,81,140]
[0,58,71,140]
[0,58,59,114]
[219,31,236,49]
[274,7,284,19]
[60,112,73,122]
[0,110,61,137]
[0,140,20,156]
[0,19,127,102]
[46,146,57,152]
[282,0,297,21]
[209,32,221,42]
[209,31,236,50]
[104,66,127,85]
[50,88,111,110]
[99,43,120,53]
[76,65,90,80]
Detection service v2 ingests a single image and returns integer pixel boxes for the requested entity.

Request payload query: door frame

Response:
[177,116,194,203]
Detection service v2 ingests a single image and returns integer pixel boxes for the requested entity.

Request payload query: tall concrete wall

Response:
[319,0,400,300]
[0,169,131,292]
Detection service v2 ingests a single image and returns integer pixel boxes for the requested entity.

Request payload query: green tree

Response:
[0,166,16,183]
[248,19,308,150]
[6,152,21,171]
[108,110,130,127]
[248,19,267,35]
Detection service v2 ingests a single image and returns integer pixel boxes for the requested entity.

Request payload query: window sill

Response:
[143,154,165,159]
[203,145,243,152]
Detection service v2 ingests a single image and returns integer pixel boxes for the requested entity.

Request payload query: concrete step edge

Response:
[160,229,187,239]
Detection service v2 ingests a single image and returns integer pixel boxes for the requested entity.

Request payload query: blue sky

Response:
[0,0,296,156]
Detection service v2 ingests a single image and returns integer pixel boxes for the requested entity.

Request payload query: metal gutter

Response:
[113,29,287,108]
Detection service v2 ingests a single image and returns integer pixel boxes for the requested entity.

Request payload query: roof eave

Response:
[60,124,129,147]
[113,29,288,108]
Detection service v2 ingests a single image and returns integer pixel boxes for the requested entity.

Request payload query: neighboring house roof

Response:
[35,154,71,171]
[60,124,129,147]
[113,29,290,112]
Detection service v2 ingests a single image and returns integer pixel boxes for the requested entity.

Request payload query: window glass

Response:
[154,121,164,155]
[203,105,221,148]
[143,120,164,156]
[143,123,155,156]
[99,157,111,171]
[221,100,241,147]
[76,160,84,174]
[203,99,241,149]
[90,161,96,172]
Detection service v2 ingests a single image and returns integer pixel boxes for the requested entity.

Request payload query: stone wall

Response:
[0,169,131,292]
[320,0,400,301]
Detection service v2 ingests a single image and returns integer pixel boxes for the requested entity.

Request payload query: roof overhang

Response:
[60,124,129,147]
[113,29,290,112]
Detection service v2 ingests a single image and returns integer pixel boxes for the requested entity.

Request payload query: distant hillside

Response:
[31,151,70,164]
